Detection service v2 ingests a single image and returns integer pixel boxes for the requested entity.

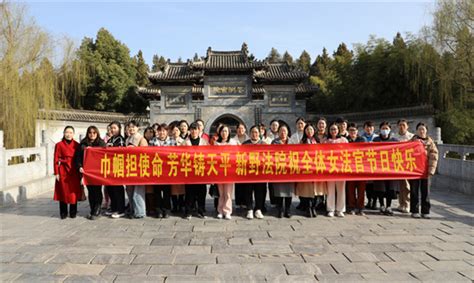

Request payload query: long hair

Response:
[327,122,341,139]
[301,123,318,144]
[217,124,231,143]
[109,121,122,136]
[83,126,102,145]
[143,126,155,142]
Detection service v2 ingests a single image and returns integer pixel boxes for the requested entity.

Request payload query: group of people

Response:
[53,116,438,221]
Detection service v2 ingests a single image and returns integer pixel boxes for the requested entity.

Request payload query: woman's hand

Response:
[55,174,60,181]
[79,167,84,174]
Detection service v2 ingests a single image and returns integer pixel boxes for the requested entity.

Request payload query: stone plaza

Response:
[0,187,472,282]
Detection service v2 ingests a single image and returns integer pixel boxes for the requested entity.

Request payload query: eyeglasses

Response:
[330,128,338,131]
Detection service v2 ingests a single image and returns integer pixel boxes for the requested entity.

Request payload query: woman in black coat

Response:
[76,125,106,220]
[105,121,127,218]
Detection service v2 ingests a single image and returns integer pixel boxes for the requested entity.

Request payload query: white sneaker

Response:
[111,212,124,219]
[217,213,223,219]
[336,211,345,218]
[246,210,254,219]
[254,210,264,219]
[327,212,334,217]
[224,214,232,220]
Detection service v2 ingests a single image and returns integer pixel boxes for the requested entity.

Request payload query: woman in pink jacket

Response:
[323,122,348,217]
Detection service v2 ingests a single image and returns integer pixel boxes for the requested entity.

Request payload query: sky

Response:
[24,1,435,65]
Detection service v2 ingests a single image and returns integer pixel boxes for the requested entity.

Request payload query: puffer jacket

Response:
[411,135,439,176]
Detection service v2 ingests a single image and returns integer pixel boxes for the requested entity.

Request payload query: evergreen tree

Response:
[267,48,282,63]
[151,54,167,72]
[296,50,311,72]
[282,51,293,65]
[77,28,136,111]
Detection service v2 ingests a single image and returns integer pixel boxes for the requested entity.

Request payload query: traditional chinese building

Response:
[139,43,317,134]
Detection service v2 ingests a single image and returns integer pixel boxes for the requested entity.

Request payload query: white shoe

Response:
[254,210,264,219]
[217,213,223,219]
[336,211,345,218]
[246,210,254,219]
[111,212,124,219]
[224,214,232,220]
[327,212,334,217]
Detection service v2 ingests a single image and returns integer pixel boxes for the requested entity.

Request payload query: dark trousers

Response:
[347,181,366,210]
[59,202,77,217]
[269,183,276,205]
[154,185,171,213]
[299,197,317,210]
[235,184,246,206]
[244,183,267,211]
[171,195,185,211]
[375,181,397,209]
[87,185,103,216]
[314,196,325,211]
[185,184,207,215]
[365,183,376,204]
[276,197,292,211]
[107,186,125,213]
[410,178,431,214]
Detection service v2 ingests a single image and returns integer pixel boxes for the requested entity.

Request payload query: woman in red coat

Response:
[54,126,82,219]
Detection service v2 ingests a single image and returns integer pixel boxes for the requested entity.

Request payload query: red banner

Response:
[84,142,427,185]
[83,141,427,186]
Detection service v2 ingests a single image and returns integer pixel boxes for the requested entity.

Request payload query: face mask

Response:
[380,129,390,136]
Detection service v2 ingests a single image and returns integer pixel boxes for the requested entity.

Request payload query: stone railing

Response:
[432,144,474,195]
[0,130,54,205]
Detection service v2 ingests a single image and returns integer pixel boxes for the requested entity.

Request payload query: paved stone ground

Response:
[0,187,473,282]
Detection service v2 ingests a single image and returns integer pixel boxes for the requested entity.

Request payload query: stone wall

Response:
[432,144,474,195]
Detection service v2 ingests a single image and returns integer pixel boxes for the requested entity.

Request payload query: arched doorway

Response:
[209,114,245,136]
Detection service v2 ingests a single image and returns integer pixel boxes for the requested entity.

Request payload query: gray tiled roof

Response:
[147,45,308,83]
[191,49,266,71]
[295,83,318,95]
[148,63,202,83]
[254,63,308,81]
[38,109,148,123]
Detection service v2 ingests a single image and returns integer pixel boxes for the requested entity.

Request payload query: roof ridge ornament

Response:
[241,42,249,62]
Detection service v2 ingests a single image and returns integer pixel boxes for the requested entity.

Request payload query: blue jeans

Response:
[128,185,146,217]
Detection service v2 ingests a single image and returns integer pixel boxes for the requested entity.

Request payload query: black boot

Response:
[311,207,318,218]
[277,207,283,218]
[310,199,317,218]
[284,208,291,218]
[306,207,313,218]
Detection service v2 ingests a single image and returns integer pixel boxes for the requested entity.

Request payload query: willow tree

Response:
[0,1,84,148]
[427,0,473,144]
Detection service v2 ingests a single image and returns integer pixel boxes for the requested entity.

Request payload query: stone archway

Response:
[208,114,246,136]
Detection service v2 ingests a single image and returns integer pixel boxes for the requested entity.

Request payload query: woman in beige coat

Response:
[409,122,439,219]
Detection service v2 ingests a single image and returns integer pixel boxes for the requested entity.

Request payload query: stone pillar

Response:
[434,127,442,144]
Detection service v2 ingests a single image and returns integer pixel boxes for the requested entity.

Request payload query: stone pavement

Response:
[0,187,473,282]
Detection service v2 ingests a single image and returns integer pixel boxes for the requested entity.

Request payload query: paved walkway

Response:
[0,187,473,282]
